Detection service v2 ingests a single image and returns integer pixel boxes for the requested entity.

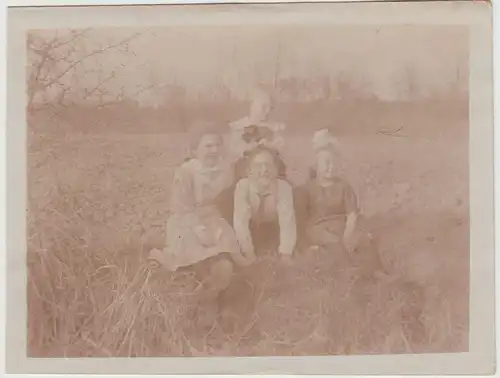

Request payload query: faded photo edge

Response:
[6,1,495,375]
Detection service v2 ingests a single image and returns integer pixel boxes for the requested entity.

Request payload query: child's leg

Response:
[190,255,235,331]
[207,258,235,294]
[192,254,234,293]
[216,270,256,334]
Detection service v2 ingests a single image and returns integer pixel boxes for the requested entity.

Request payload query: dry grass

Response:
[27,112,469,357]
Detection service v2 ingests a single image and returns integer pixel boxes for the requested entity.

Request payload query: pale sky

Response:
[30,25,468,104]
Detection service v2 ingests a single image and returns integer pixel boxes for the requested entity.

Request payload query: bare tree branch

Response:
[38,32,141,93]
[27,30,143,116]
[51,29,90,50]
[82,71,116,100]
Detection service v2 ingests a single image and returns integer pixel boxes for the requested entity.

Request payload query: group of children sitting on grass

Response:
[147,90,425,343]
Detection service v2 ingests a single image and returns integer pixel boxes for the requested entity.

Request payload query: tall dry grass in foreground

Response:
[27,120,469,357]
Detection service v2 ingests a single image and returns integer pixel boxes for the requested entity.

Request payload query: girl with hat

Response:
[294,129,427,344]
[294,128,379,271]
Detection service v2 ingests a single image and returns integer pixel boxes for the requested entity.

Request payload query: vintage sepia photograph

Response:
[6,1,495,375]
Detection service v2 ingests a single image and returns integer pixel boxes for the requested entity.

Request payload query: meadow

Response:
[27,100,469,357]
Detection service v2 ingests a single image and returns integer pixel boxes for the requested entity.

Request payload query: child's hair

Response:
[242,145,287,179]
[244,145,280,165]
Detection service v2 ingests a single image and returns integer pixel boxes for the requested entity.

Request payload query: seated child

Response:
[233,146,297,262]
[148,125,252,310]
[295,129,387,278]
[295,129,427,343]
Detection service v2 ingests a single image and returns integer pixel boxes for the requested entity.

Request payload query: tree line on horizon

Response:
[26,29,468,131]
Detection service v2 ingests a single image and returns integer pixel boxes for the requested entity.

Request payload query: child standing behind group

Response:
[228,90,287,181]
[214,90,289,225]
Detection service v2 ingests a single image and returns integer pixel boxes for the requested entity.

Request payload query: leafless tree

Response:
[26,29,147,119]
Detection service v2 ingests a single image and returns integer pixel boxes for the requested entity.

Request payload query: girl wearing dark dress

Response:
[294,135,386,278]
[294,130,427,344]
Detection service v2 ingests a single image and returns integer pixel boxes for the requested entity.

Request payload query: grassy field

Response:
[27,109,469,357]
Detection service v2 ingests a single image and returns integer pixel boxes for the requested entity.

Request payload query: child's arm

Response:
[277,180,297,257]
[344,212,358,239]
[233,179,256,263]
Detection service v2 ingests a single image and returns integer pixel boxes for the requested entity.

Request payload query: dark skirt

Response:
[249,218,281,257]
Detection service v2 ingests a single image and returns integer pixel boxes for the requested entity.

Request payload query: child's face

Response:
[316,149,338,180]
[195,134,222,166]
[248,150,278,188]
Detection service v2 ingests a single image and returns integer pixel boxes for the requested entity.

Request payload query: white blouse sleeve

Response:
[277,180,297,256]
[233,179,254,256]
